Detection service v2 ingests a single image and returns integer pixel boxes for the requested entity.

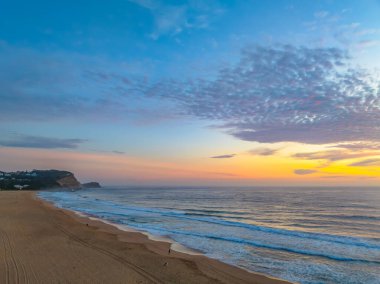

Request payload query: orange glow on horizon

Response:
[1,144,380,186]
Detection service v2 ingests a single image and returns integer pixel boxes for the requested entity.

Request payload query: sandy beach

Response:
[0,191,290,284]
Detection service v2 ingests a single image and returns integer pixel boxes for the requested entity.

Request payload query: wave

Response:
[38,189,380,284]
[72,201,380,251]
[40,191,380,251]
[183,208,249,215]
[311,214,380,221]
[38,192,380,252]
[124,224,380,264]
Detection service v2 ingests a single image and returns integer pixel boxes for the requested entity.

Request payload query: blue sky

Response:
[1,0,380,185]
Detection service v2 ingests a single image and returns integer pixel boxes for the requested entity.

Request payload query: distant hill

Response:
[82,182,101,188]
[0,170,82,190]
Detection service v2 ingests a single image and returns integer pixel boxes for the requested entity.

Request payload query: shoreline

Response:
[55,204,204,256]
[36,192,291,283]
[0,191,291,283]
[82,216,205,256]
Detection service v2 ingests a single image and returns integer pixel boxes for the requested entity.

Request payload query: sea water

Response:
[39,187,380,284]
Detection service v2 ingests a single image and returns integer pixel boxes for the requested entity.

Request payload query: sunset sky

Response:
[1,0,380,185]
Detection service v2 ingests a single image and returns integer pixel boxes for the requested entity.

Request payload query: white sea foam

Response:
[38,186,380,284]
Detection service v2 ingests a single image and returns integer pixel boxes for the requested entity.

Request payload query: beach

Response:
[0,191,289,284]
[38,187,380,283]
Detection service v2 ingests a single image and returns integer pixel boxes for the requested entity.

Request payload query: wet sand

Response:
[0,191,291,284]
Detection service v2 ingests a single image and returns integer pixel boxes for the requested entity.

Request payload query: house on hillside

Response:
[14,184,30,190]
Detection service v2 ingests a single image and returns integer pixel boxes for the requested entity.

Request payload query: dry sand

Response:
[0,191,291,284]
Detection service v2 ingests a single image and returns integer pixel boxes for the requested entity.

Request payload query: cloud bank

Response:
[146,45,380,144]
[331,142,380,151]
[293,150,378,162]
[2,43,380,146]
[0,135,87,149]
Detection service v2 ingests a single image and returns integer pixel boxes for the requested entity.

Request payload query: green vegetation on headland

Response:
[0,170,100,190]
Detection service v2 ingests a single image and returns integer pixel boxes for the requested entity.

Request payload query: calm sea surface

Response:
[39,187,380,284]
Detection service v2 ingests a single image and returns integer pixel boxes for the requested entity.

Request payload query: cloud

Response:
[0,135,87,149]
[210,154,235,159]
[319,174,377,179]
[112,150,125,154]
[147,45,380,144]
[294,169,318,175]
[2,44,380,146]
[293,150,379,162]
[356,39,380,49]
[355,28,380,36]
[0,45,116,122]
[249,147,278,156]
[333,22,380,51]
[128,0,158,9]
[128,0,224,39]
[331,142,380,151]
[319,175,347,179]
[349,158,380,167]
[314,11,329,19]
[305,10,380,51]
[0,43,176,124]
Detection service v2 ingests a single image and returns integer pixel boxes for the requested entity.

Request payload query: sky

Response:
[1,0,380,186]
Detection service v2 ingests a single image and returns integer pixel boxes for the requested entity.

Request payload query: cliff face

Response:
[56,175,81,189]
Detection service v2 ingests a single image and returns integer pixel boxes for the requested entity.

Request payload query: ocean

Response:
[38,187,380,284]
